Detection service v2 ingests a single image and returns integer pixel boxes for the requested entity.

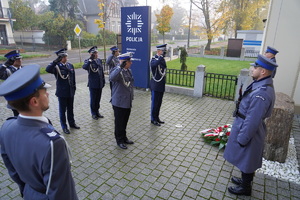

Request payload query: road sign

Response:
[74,24,82,36]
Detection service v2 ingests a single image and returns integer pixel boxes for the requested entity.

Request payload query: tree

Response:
[49,0,78,19]
[217,0,269,38]
[9,0,37,31]
[179,47,188,71]
[156,5,174,43]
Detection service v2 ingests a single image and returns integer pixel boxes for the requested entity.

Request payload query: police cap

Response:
[88,46,98,54]
[266,46,279,55]
[250,54,278,71]
[55,48,68,57]
[110,46,118,52]
[0,65,51,101]
[156,44,167,51]
[4,50,22,61]
[118,52,133,61]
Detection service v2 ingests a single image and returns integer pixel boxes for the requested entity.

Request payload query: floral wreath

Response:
[200,124,232,150]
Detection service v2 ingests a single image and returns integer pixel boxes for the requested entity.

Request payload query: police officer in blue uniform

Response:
[106,46,120,92]
[150,44,167,126]
[264,46,279,78]
[46,48,80,134]
[224,54,278,196]
[110,52,134,149]
[0,50,23,116]
[82,46,105,120]
[0,65,78,200]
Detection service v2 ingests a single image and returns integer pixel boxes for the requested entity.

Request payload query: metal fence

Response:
[204,73,238,100]
[166,69,195,88]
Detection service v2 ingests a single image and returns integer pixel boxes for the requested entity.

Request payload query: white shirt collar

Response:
[19,114,49,124]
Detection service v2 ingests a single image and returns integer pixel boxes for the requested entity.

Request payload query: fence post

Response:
[240,47,245,61]
[194,65,206,97]
[234,68,250,101]
[199,46,204,57]
[220,46,225,58]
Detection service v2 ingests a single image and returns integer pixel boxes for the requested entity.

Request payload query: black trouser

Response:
[151,91,164,121]
[113,105,131,144]
[58,96,75,129]
[89,87,102,116]
[241,172,254,185]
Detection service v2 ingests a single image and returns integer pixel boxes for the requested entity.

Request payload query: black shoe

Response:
[118,143,127,149]
[151,120,161,126]
[92,115,98,120]
[96,113,104,118]
[228,185,251,196]
[124,139,134,144]
[157,119,165,124]
[231,176,243,185]
[70,124,80,129]
[63,128,70,134]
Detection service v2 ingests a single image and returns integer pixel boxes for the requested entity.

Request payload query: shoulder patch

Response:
[40,126,61,140]
[255,95,265,101]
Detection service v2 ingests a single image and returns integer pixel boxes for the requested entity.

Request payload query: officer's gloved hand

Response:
[4,58,14,67]
[53,56,62,64]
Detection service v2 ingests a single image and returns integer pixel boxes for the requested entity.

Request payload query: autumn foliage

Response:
[155,5,174,43]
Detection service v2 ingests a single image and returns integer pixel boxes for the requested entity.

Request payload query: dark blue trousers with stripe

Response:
[151,91,164,121]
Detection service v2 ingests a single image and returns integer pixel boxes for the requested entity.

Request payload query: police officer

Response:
[224,54,278,196]
[110,52,134,149]
[82,46,105,120]
[0,65,78,199]
[0,50,23,116]
[106,46,120,91]
[264,46,279,78]
[46,48,80,134]
[150,44,167,126]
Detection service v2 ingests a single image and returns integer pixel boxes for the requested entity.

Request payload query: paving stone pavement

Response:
[0,72,300,200]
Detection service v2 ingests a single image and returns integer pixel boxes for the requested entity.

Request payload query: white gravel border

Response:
[257,138,300,184]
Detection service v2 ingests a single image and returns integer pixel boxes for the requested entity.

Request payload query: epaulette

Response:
[6,116,17,120]
[40,125,61,141]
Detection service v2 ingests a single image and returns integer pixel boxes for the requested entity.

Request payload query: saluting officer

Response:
[150,44,167,126]
[106,46,120,91]
[0,50,23,116]
[82,46,105,120]
[264,46,279,78]
[224,54,278,196]
[110,52,134,149]
[0,65,78,200]
[46,48,80,134]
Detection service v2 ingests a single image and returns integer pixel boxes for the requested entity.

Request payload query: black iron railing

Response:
[166,69,195,88]
[204,73,238,100]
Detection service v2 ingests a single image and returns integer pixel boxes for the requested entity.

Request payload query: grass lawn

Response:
[0,54,50,61]
[167,57,252,76]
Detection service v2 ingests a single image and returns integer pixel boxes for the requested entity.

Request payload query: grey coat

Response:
[109,66,134,109]
[223,76,275,173]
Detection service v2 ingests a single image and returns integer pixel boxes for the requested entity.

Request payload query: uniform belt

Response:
[236,111,246,120]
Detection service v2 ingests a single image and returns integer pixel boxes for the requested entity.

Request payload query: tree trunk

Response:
[162,33,165,44]
[205,38,212,50]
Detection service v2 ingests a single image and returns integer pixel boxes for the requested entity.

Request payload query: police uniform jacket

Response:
[223,76,275,173]
[82,58,105,89]
[0,65,19,80]
[0,117,78,200]
[106,54,119,72]
[46,62,76,97]
[109,66,134,109]
[150,55,166,92]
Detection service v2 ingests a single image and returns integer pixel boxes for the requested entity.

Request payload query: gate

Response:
[204,73,238,100]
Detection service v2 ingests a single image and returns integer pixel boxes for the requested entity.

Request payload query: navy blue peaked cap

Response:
[250,54,278,71]
[4,50,22,60]
[156,44,167,50]
[55,48,68,56]
[110,46,118,51]
[88,46,98,53]
[266,46,279,55]
[0,65,50,101]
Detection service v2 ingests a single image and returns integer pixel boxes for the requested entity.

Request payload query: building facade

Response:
[0,0,15,45]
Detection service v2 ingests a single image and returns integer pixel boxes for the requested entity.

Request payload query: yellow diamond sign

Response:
[74,24,82,36]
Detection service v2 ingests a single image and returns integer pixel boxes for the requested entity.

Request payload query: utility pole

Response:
[187,0,192,48]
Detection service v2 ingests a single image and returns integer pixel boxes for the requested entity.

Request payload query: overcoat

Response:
[150,55,166,92]
[0,117,78,200]
[0,65,18,80]
[82,58,105,89]
[223,76,275,173]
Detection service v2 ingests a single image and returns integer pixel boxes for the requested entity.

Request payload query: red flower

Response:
[226,132,230,136]
[224,125,228,128]
[215,138,220,141]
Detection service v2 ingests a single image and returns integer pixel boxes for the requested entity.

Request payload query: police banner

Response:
[121,6,151,88]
